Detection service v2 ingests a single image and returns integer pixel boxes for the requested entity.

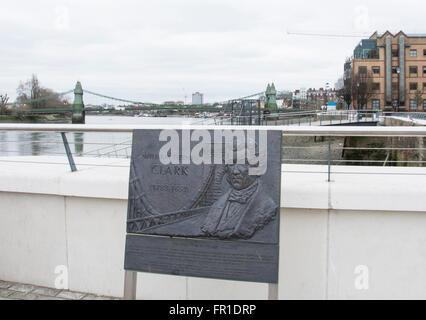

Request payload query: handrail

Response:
[0,123,426,136]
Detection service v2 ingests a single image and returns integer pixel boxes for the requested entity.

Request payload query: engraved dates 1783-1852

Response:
[124,129,281,283]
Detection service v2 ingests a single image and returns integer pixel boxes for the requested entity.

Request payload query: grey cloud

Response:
[1,0,425,103]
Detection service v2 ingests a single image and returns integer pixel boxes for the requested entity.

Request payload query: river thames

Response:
[0,115,213,158]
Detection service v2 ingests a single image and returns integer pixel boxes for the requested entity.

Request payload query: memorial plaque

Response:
[124,129,281,283]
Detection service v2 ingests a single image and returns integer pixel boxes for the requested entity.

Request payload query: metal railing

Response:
[385,112,426,121]
[0,124,425,182]
[197,110,379,126]
[1,122,425,134]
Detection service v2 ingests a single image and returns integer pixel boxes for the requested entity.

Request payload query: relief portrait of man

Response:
[200,162,278,240]
[127,130,279,241]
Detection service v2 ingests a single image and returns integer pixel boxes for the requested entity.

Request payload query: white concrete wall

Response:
[0,156,426,299]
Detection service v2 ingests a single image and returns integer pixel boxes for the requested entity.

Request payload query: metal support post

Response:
[268,283,278,300]
[328,136,331,182]
[61,132,77,172]
[123,270,137,300]
[231,102,234,125]
[258,102,261,125]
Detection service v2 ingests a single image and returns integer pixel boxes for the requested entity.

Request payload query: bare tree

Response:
[351,70,374,110]
[414,89,423,111]
[17,74,42,109]
[336,76,352,109]
[0,94,9,115]
[335,77,344,91]
[16,74,69,109]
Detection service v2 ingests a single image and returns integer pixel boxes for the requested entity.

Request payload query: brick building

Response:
[306,88,337,104]
[347,31,426,111]
[293,88,337,109]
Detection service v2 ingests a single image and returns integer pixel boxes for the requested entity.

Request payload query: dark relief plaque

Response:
[124,129,281,283]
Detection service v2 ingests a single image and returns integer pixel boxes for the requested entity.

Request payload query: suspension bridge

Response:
[6,81,292,124]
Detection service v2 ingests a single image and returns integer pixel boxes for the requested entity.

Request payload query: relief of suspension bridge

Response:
[8,81,286,124]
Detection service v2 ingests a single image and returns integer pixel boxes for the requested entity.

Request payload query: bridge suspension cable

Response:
[83,90,158,106]
[217,91,265,105]
[83,89,271,106]
[219,90,292,104]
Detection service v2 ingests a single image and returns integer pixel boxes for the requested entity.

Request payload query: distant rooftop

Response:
[373,31,426,38]
[353,39,379,59]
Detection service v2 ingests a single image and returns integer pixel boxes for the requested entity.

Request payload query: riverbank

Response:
[0,114,70,123]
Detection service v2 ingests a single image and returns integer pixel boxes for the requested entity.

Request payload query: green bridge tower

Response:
[72,81,85,124]
[264,83,278,114]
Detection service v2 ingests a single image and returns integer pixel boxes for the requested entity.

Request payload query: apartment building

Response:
[348,31,426,111]
[192,92,204,105]
[306,88,337,103]
[293,89,307,100]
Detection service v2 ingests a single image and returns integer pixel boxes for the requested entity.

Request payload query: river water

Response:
[0,115,214,158]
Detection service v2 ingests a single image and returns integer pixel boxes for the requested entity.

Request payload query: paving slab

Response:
[32,287,60,297]
[35,295,67,300]
[0,289,14,298]
[8,283,35,294]
[56,291,86,300]
[82,294,114,300]
[0,281,13,289]
[8,292,39,300]
[0,279,119,300]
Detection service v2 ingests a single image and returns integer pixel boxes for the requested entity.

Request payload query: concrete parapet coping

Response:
[0,156,130,200]
[282,164,426,212]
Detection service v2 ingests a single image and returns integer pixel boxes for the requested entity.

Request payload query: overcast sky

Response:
[1,0,425,104]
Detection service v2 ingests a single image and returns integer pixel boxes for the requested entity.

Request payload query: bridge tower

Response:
[264,83,278,114]
[72,81,85,124]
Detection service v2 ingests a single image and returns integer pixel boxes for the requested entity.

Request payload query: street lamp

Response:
[356,82,360,110]
[396,67,401,112]
[325,82,330,107]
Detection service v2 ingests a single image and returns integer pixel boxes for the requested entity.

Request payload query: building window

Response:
[372,66,380,74]
[372,99,380,109]
[424,100,426,110]
[410,100,417,110]
[424,49,426,57]
[392,50,399,57]
[358,83,367,91]
[392,100,399,108]
[392,67,399,74]
[359,66,367,74]
[410,49,417,57]
[410,82,418,91]
[409,66,418,74]
[372,83,380,91]
[424,83,426,90]
[423,66,426,74]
